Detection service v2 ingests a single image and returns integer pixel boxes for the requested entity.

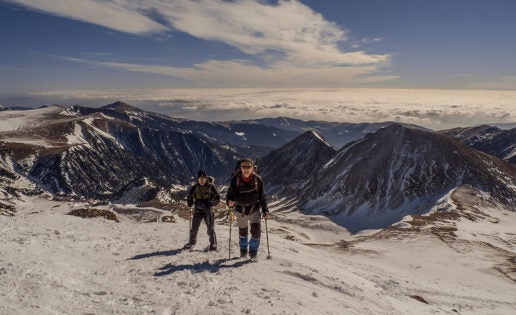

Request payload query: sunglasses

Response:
[241,165,253,169]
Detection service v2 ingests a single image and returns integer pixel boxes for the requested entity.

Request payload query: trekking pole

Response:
[228,206,234,259]
[265,216,271,260]
[188,207,192,245]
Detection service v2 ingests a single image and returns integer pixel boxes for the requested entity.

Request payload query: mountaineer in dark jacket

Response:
[226,158,269,259]
[185,170,220,251]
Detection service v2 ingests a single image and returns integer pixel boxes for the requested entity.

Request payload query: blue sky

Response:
[1,0,515,99]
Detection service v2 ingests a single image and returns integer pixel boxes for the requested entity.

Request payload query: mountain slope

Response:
[0,109,237,201]
[1,103,297,205]
[258,130,336,195]
[62,102,298,155]
[299,124,516,232]
[1,193,515,314]
[441,125,516,164]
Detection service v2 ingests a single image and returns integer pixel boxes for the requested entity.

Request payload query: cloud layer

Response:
[8,0,393,87]
[27,88,516,130]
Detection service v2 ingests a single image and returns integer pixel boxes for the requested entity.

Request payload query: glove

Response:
[227,207,235,222]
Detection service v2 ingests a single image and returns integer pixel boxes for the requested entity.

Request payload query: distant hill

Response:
[441,125,516,164]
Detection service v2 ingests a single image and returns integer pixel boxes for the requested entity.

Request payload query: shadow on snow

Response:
[128,248,252,276]
[128,248,184,260]
[153,257,252,277]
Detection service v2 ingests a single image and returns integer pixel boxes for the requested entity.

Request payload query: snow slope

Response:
[1,193,515,314]
[0,106,63,132]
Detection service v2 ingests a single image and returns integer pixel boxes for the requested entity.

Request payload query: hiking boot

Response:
[240,249,248,258]
[249,249,258,259]
[183,243,194,250]
[209,244,218,251]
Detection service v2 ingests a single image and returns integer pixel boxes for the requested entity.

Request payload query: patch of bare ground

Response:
[347,185,516,282]
[354,186,505,244]
[112,207,164,223]
[67,208,119,222]
[0,208,15,216]
[327,239,381,256]
[479,242,516,283]
[137,198,195,221]
[174,203,192,220]
[451,185,503,221]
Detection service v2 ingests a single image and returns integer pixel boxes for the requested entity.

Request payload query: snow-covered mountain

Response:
[441,125,516,164]
[2,103,514,225]
[0,103,242,204]
[61,101,298,153]
[296,124,515,232]
[0,102,404,209]
[258,130,336,195]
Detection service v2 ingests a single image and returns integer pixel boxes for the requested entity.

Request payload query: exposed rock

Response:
[67,208,119,222]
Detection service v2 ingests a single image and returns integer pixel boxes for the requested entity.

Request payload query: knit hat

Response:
[197,170,207,178]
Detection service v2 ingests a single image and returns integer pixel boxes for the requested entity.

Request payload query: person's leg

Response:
[205,210,217,250]
[186,211,203,248]
[235,211,249,257]
[248,211,262,258]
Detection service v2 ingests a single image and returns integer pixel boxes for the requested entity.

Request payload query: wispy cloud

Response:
[8,0,393,87]
[7,0,167,34]
[60,56,396,88]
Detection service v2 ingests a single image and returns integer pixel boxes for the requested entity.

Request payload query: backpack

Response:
[192,183,214,200]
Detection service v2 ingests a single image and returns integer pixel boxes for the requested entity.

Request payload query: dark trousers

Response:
[190,209,217,245]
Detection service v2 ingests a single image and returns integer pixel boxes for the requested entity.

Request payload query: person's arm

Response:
[210,184,221,206]
[257,177,269,215]
[187,185,195,207]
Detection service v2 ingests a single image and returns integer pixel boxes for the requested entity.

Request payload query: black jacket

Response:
[226,173,268,215]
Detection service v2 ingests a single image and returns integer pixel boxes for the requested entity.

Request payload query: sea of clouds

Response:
[5,88,516,130]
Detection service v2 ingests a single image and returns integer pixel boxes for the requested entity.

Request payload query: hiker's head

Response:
[197,170,207,186]
[239,158,254,178]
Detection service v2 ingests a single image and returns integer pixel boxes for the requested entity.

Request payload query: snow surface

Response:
[0,106,63,132]
[65,122,88,146]
[1,193,515,315]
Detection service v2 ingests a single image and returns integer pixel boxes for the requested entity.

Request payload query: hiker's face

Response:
[240,163,253,178]
[198,177,207,186]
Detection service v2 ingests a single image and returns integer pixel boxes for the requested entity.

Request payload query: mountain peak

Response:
[259,129,337,195]
[102,101,143,113]
[298,130,333,148]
